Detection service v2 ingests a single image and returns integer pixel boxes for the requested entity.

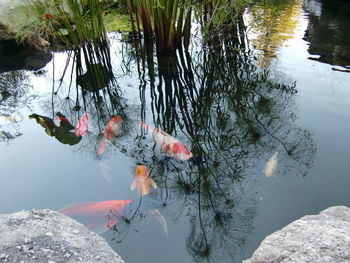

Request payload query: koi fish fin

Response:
[140,185,150,196]
[150,178,158,189]
[86,223,98,230]
[105,218,117,230]
[99,161,113,184]
[130,180,137,191]
[97,138,109,155]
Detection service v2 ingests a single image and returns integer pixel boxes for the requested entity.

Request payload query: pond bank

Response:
[1,207,348,263]
[0,209,125,263]
[244,206,350,263]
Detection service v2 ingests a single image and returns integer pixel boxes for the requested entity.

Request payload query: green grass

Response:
[103,10,132,32]
[5,0,109,50]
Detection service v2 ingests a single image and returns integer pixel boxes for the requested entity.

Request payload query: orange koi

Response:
[75,113,90,137]
[140,122,193,161]
[59,200,132,234]
[130,165,157,196]
[96,116,122,155]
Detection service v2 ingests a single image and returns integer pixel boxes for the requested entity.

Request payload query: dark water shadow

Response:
[303,0,350,71]
[0,40,52,73]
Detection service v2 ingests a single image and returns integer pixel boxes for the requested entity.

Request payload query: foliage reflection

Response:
[116,35,316,262]
[28,32,316,262]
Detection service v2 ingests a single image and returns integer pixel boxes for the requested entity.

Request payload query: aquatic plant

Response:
[125,0,252,52]
[198,0,248,39]
[6,0,108,50]
[127,0,193,53]
[54,0,108,48]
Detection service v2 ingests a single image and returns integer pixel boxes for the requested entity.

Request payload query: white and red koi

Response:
[140,122,193,161]
[97,116,122,155]
[131,164,157,196]
[59,200,132,234]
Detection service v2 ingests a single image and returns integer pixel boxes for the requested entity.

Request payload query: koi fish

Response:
[96,116,122,155]
[59,200,132,234]
[263,151,278,177]
[75,113,90,137]
[140,122,193,161]
[131,165,157,196]
[149,209,168,239]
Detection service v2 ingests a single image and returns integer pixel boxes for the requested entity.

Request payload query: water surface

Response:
[0,0,349,262]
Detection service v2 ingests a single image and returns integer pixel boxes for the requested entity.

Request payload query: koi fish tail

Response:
[105,218,118,230]
[97,138,109,155]
[140,184,151,196]
[130,180,137,191]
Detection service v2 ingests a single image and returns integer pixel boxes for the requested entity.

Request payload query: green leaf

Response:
[57,28,69,36]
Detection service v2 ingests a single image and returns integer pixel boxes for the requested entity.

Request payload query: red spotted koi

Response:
[140,122,193,161]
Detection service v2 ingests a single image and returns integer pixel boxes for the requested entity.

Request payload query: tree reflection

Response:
[35,41,130,157]
[0,71,32,143]
[35,31,316,262]
[121,35,316,262]
[29,112,82,145]
[246,0,303,67]
[303,0,350,71]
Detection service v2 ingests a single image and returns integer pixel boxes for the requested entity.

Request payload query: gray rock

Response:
[244,206,350,263]
[0,209,125,263]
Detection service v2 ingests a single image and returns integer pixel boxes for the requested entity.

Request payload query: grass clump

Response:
[5,0,108,50]
[127,0,193,53]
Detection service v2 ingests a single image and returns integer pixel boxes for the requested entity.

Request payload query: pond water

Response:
[0,0,349,262]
